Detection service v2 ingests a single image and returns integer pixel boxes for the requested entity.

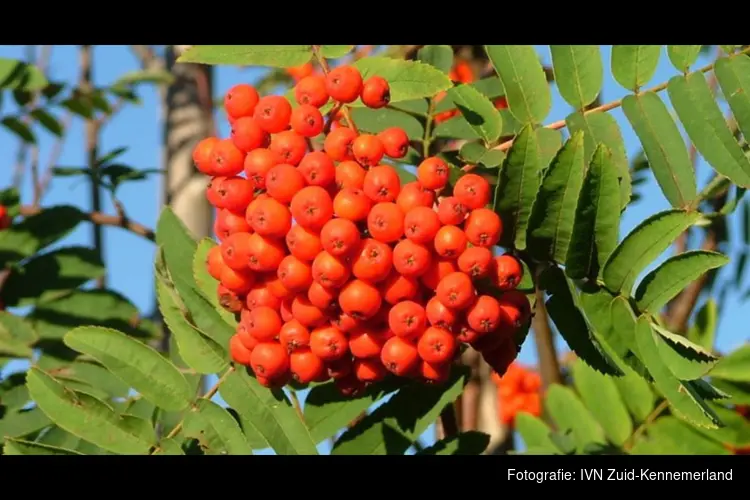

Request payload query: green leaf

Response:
[352,56,452,105]
[0,373,30,412]
[515,412,559,451]
[566,111,630,209]
[62,326,192,412]
[157,207,235,345]
[668,71,750,188]
[219,369,318,454]
[418,431,490,455]
[191,239,236,326]
[710,345,750,382]
[333,369,467,455]
[622,92,697,208]
[485,45,551,125]
[177,45,313,67]
[447,84,503,145]
[549,45,603,109]
[1,116,35,143]
[610,45,661,91]
[60,96,95,119]
[687,300,717,351]
[349,106,424,140]
[155,274,228,375]
[667,45,702,72]
[65,361,131,399]
[565,145,621,280]
[417,45,454,74]
[691,403,750,448]
[113,68,175,87]
[319,45,353,59]
[537,128,564,168]
[602,209,701,294]
[152,437,185,455]
[182,398,253,455]
[715,54,750,150]
[0,311,38,344]
[527,131,586,263]
[0,58,48,90]
[30,108,63,137]
[545,384,606,451]
[2,246,105,307]
[28,289,154,340]
[635,251,728,313]
[303,380,399,443]
[433,77,506,114]
[432,108,518,141]
[4,438,83,455]
[26,367,154,454]
[652,323,719,380]
[542,267,623,376]
[458,142,506,168]
[0,333,33,358]
[613,365,655,423]
[0,205,85,264]
[571,358,632,446]
[634,317,722,428]
[631,416,730,455]
[0,407,51,438]
[493,124,542,250]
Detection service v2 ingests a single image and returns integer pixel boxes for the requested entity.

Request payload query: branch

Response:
[19,205,155,241]
[532,286,562,389]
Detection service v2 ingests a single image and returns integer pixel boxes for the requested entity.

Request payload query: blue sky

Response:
[1,45,748,453]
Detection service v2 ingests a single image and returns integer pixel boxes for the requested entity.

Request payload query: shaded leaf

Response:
[485,45,551,124]
[613,365,655,423]
[0,407,51,438]
[30,108,63,137]
[219,368,317,454]
[417,45,454,74]
[668,71,750,188]
[715,54,750,150]
[650,323,719,380]
[565,145,621,280]
[1,116,35,143]
[62,326,192,412]
[710,344,750,382]
[319,46,353,59]
[667,45,702,72]
[60,96,94,119]
[113,69,175,87]
[447,84,503,144]
[527,131,586,263]
[4,438,83,455]
[712,379,750,405]
[191,239,236,326]
[0,373,31,412]
[622,92,697,208]
[572,358,633,446]
[0,205,85,264]
[418,431,490,455]
[631,416,729,455]
[433,77,506,114]
[352,56,452,106]
[493,125,541,250]
[182,398,253,455]
[178,45,313,67]
[687,300,717,351]
[515,412,558,451]
[152,437,185,455]
[635,251,729,312]
[549,45,603,109]
[611,45,661,91]
[602,209,700,294]
[349,106,424,141]
[690,403,750,448]
[634,317,722,428]
[65,361,131,399]
[26,367,154,454]
[0,58,48,90]
[2,246,105,307]
[545,384,606,451]
[432,108,518,141]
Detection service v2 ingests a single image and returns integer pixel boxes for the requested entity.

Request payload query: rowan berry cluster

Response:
[195,62,529,396]
[0,205,10,231]
[491,361,542,425]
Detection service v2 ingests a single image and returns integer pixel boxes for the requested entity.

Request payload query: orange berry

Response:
[453,173,491,210]
[349,326,387,359]
[361,76,391,109]
[381,336,419,376]
[421,258,458,290]
[244,306,282,342]
[324,127,357,162]
[434,225,468,259]
[243,148,281,189]
[295,75,329,108]
[298,151,335,187]
[392,239,432,277]
[464,208,502,247]
[248,197,292,239]
[335,160,367,190]
[404,206,441,244]
[312,251,351,289]
[307,281,338,310]
[193,137,220,175]
[388,300,426,339]
[224,84,260,119]
[266,164,306,205]
[379,271,419,305]
[330,311,360,334]
[378,127,409,159]
[437,196,468,226]
[425,296,458,330]
[246,282,281,311]
[417,327,457,365]
[333,188,372,222]
[351,238,393,284]
[290,104,324,137]
[326,65,363,103]
[456,322,480,344]
[363,165,401,203]
[246,233,286,273]
[310,326,349,361]
[250,342,289,379]
[219,265,255,295]
[290,186,334,232]
[217,284,244,313]
[417,157,449,190]
[285,225,322,263]
[466,295,502,333]
[220,232,253,271]
[216,208,251,239]
[269,130,307,166]
[339,279,382,320]
[287,63,314,81]
[320,218,361,257]
[291,294,327,328]
[367,202,405,243]
[420,360,450,384]
[211,176,254,213]
[354,357,388,383]
[396,181,435,214]
[493,254,524,291]
[206,245,225,280]
[290,348,325,384]
[436,271,475,310]
[253,95,292,133]
[211,139,245,177]
[230,116,269,153]
[277,255,313,293]
[230,334,253,366]
[458,246,493,279]
[352,134,385,167]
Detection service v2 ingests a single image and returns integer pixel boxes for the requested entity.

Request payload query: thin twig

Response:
[289,390,305,423]
[312,46,359,135]
[623,399,669,451]
[19,204,155,241]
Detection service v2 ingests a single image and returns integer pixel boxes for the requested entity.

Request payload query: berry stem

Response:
[311,46,360,135]
[623,399,669,451]
[289,389,305,423]
[422,98,437,158]
[19,204,155,241]
[462,45,750,168]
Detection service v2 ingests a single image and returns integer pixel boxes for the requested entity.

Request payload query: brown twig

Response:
[36,112,74,202]
[19,204,155,241]
[533,286,562,390]
[311,46,359,135]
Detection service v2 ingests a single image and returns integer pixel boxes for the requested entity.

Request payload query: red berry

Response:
[231,117,269,153]
[326,65,363,103]
[290,104,324,138]
[378,127,409,159]
[253,95,292,133]
[224,84,260,119]
[361,76,390,109]
[295,75,329,108]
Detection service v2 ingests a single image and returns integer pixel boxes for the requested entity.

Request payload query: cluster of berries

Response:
[194,62,530,396]
[491,361,542,426]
